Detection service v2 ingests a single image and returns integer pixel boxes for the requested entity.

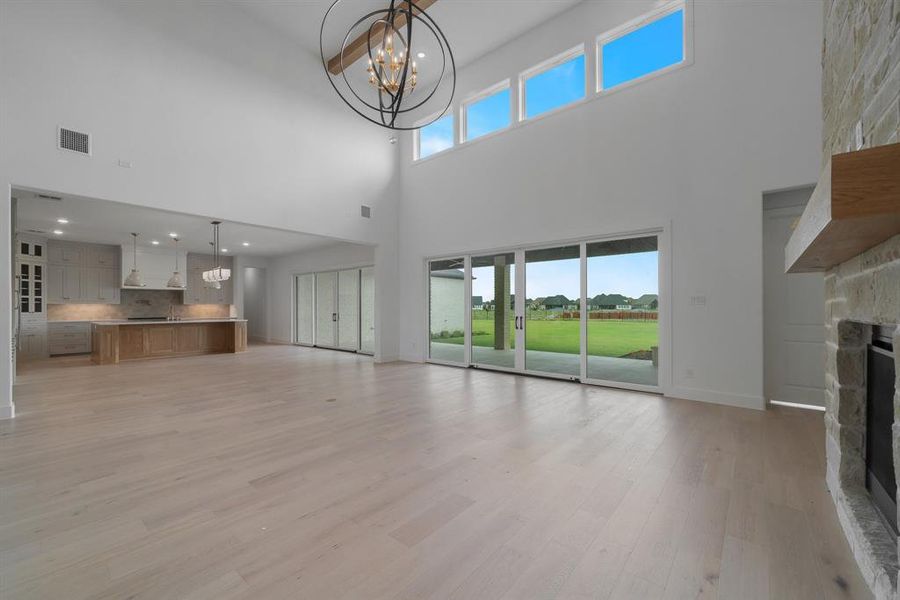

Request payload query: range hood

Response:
[120,246,188,291]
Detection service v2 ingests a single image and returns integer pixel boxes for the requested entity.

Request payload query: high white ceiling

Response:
[14,189,350,257]
[233,0,584,69]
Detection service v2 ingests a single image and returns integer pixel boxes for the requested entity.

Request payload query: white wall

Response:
[0,1,402,414]
[241,267,268,341]
[397,0,823,409]
[267,243,375,346]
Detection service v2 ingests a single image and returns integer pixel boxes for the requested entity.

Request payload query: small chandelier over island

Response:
[202,221,231,286]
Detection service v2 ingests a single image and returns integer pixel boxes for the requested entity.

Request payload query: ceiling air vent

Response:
[361,205,371,219]
[58,126,91,155]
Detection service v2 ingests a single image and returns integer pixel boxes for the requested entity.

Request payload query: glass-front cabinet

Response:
[19,261,44,314]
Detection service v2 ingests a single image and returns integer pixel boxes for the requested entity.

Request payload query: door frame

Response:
[423,224,671,396]
[292,263,375,354]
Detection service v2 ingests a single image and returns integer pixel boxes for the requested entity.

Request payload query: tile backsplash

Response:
[48,289,233,321]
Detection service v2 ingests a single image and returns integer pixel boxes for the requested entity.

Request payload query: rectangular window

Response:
[600,6,685,91]
[463,84,511,142]
[416,113,454,160]
[521,48,585,120]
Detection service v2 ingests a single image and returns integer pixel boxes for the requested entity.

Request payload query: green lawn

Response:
[435,319,658,358]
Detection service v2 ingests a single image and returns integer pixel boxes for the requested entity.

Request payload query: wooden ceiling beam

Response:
[326,0,439,76]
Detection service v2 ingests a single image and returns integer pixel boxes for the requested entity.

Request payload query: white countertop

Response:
[90,319,247,326]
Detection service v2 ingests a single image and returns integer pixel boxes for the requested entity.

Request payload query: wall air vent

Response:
[36,194,62,201]
[58,127,91,155]
[361,205,372,219]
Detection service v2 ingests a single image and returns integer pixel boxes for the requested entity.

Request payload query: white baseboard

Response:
[0,403,15,419]
[666,386,765,411]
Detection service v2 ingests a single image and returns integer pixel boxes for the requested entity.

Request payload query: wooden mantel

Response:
[786,142,900,273]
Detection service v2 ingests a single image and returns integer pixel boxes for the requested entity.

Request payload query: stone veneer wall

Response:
[47,289,233,321]
[824,235,900,599]
[822,0,900,163]
[823,3,900,597]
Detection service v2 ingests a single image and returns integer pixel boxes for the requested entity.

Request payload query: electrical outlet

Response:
[690,295,707,307]
[117,159,133,168]
[684,368,695,379]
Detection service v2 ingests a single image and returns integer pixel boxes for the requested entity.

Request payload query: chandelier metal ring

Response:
[320,0,456,131]
[338,12,447,117]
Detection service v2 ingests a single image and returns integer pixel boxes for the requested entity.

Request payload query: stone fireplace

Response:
[824,234,900,599]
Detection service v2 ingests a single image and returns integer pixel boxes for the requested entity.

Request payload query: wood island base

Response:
[91,320,248,365]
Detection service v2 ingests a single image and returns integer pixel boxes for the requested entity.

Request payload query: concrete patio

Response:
[429,342,658,386]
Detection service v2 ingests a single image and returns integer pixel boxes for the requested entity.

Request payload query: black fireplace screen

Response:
[866,326,897,536]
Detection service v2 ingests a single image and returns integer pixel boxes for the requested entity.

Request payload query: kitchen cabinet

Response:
[49,322,91,355]
[81,267,120,303]
[48,244,83,266]
[47,264,82,303]
[47,241,120,304]
[17,235,45,260]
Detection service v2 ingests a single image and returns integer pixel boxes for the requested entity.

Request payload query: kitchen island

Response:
[91,319,247,365]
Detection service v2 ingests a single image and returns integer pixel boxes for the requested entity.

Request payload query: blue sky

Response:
[419,114,454,158]
[525,54,585,119]
[467,88,510,140]
[472,252,658,302]
[603,9,683,89]
[420,10,682,157]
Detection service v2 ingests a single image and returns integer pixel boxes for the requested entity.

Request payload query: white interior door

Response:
[337,269,360,351]
[360,267,375,355]
[315,271,337,348]
[763,192,825,406]
[295,273,315,346]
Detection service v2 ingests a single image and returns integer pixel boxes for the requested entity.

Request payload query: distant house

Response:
[590,293,630,309]
[472,295,483,310]
[632,294,659,310]
[615,304,632,310]
[543,295,576,311]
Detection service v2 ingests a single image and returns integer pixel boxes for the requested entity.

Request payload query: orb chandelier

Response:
[319,0,456,130]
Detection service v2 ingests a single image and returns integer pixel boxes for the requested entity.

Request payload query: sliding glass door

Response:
[296,267,374,353]
[337,269,360,351]
[315,271,338,348]
[428,258,466,364]
[524,245,582,378]
[585,236,659,386]
[295,273,315,346]
[360,267,375,355]
[470,252,519,371]
[426,232,662,392]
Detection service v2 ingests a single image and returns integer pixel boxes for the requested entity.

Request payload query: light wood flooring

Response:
[1,344,871,599]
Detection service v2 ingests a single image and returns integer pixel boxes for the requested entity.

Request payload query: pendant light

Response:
[166,237,185,289]
[123,233,145,287]
[202,221,231,284]
[203,241,222,290]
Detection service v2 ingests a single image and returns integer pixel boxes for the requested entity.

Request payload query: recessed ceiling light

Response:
[417,52,426,59]
[52,230,64,235]
[221,248,229,253]
[242,242,250,246]
[56,218,69,224]
[151,240,160,245]
[168,232,178,238]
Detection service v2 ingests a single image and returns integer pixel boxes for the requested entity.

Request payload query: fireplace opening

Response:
[866,325,897,537]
